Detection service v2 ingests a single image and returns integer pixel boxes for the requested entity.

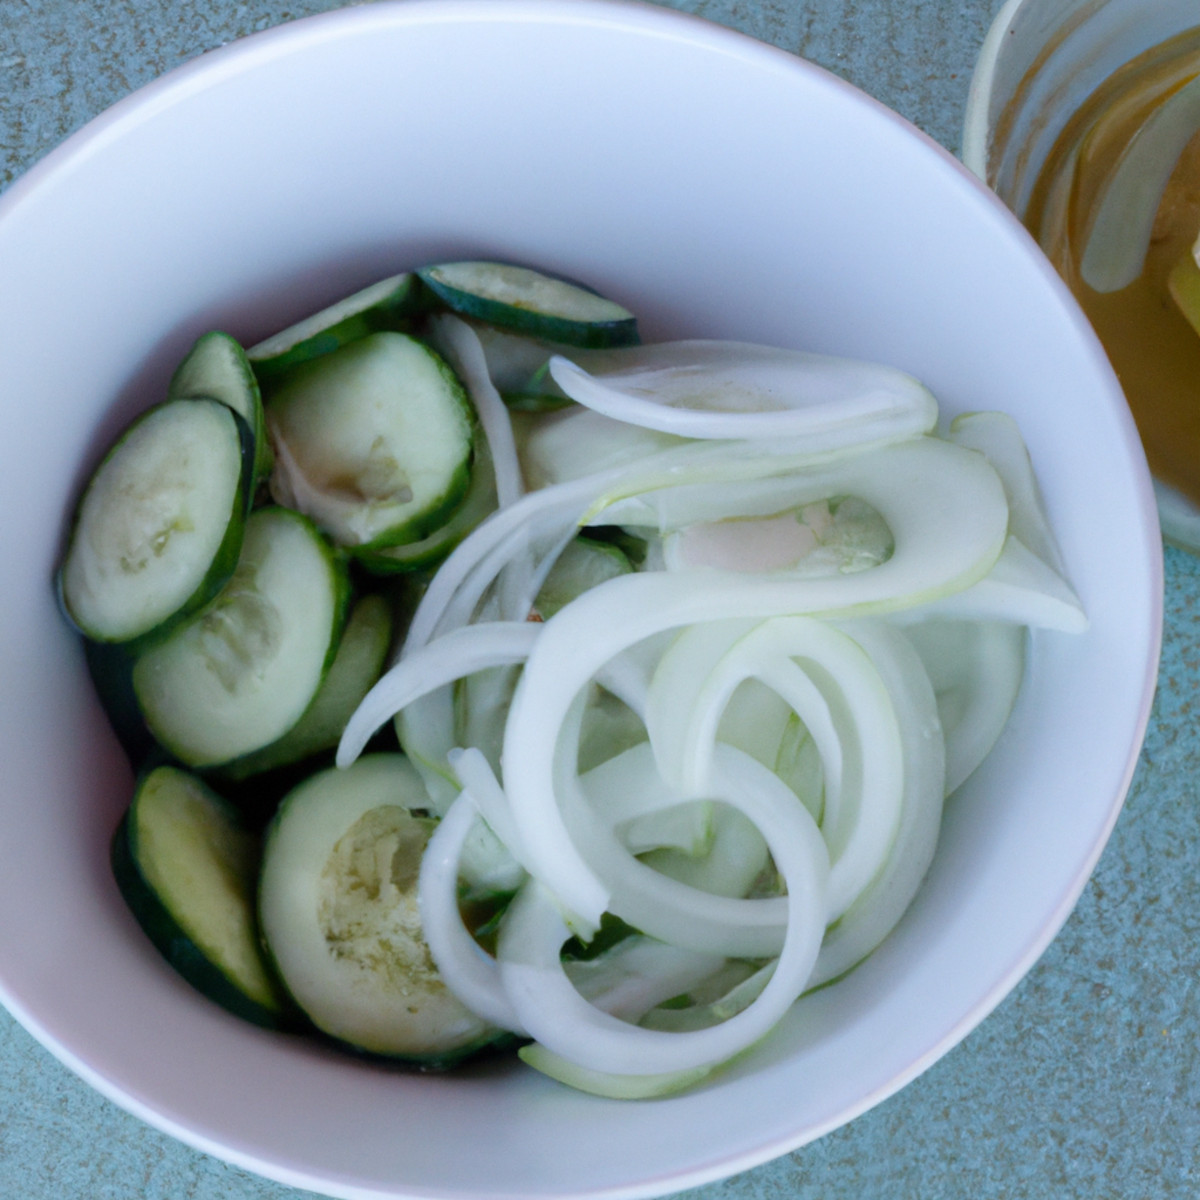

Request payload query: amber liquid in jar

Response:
[1026,26,1200,506]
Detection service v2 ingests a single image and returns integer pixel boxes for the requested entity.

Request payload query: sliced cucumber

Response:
[219,593,393,780]
[354,433,498,574]
[168,330,273,482]
[248,273,425,381]
[266,332,474,549]
[112,765,289,1028]
[532,535,633,620]
[418,261,639,349]
[132,507,348,768]
[85,639,156,766]
[258,754,497,1063]
[60,398,251,644]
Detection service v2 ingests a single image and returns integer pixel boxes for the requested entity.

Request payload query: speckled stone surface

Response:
[2,1,1197,1198]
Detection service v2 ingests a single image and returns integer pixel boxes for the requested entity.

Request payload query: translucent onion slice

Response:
[418,793,527,1032]
[497,744,829,1075]
[902,618,1026,796]
[337,621,540,767]
[427,314,524,510]
[403,476,601,652]
[448,746,527,866]
[894,536,1087,632]
[647,616,904,923]
[565,936,726,1022]
[502,437,1007,926]
[573,742,787,956]
[949,411,1066,575]
[548,341,938,444]
[517,1043,716,1099]
[808,621,945,987]
[640,962,772,1032]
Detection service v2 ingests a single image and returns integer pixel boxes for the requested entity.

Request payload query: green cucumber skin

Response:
[354,343,476,552]
[217,592,393,782]
[500,389,575,413]
[326,1028,519,1073]
[417,265,640,350]
[253,316,381,383]
[133,508,352,770]
[266,334,476,552]
[250,275,431,384]
[59,400,256,649]
[112,807,294,1032]
[168,331,273,483]
[258,757,505,1067]
[353,436,498,574]
[85,639,157,767]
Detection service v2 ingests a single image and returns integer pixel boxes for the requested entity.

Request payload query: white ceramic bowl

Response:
[963,0,1200,547]
[0,2,1161,1197]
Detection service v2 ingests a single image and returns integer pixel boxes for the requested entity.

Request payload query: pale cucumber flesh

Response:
[267,332,473,549]
[132,507,346,767]
[115,765,286,1024]
[258,755,497,1062]
[61,398,248,644]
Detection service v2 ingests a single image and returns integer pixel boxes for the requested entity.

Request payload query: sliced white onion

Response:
[902,618,1026,796]
[337,621,540,767]
[949,411,1066,575]
[427,314,524,510]
[894,535,1087,632]
[549,341,938,445]
[497,744,829,1075]
[808,621,945,987]
[646,616,903,922]
[417,793,527,1033]
[504,437,1004,925]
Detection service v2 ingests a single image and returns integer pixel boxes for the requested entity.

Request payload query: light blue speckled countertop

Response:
[1,2,1197,1197]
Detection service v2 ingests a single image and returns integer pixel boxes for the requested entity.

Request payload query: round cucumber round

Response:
[248,272,426,381]
[218,592,393,780]
[132,506,348,768]
[266,331,474,550]
[168,330,273,483]
[112,765,290,1029]
[258,754,498,1064]
[418,261,639,349]
[60,397,251,645]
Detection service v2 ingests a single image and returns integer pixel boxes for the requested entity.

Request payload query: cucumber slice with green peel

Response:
[248,273,425,381]
[418,262,639,349]
[354,433,498,574]
[60,398,252,645]
[258,754,499,1064]
[267,332,474,550]
[168,330,273,482]
[112,765,290,1028]
[532,535,633,620]
[132,507,349,768]
[219,593,393,780]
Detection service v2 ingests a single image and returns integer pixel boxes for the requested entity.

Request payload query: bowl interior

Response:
[0,2,1160,1197]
